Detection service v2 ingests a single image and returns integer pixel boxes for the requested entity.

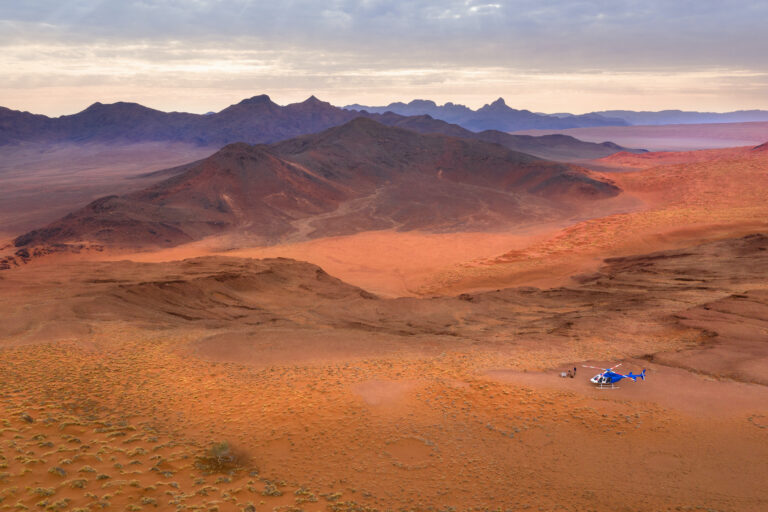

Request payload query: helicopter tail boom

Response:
[628,369,646,381]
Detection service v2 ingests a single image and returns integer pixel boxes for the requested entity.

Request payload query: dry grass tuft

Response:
[194,442,250,475]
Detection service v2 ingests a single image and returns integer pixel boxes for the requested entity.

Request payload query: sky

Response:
[1,0,767,116]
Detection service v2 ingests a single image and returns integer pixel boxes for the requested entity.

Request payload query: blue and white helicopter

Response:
[583,363,646,389]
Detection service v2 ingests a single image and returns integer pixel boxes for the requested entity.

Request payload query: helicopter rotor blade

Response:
[609,363,623,370]
[582,365,607,370]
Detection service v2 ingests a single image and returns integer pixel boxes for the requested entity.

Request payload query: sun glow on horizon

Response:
[2,1,767,116]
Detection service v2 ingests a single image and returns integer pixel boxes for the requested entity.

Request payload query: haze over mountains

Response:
[0,94,641,161]
[594,109,768,126]
[13,118,619,251]
[346,98,768,131]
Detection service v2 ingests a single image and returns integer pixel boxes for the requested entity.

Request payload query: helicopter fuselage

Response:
[590,371,624,385]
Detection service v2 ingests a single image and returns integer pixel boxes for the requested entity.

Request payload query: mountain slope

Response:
[371,112,643,160]
[14,118,620,249]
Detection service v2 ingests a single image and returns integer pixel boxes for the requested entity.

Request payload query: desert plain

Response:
[1,126,768,512]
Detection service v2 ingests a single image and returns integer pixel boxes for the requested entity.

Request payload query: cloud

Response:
[1,1,767,114]
[4,0,767,68]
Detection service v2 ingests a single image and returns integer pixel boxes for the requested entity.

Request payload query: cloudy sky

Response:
[2,0,767,115]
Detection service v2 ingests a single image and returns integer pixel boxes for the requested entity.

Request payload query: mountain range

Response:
[13,118,620,250]
[0,95,351,147]
[347,99,768,131]
[345,98,629,132]
[0,95,639,161]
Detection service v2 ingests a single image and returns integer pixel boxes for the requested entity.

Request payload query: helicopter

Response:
[583,363,646,389]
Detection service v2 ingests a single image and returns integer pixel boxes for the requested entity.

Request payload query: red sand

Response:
[2,142,768,511]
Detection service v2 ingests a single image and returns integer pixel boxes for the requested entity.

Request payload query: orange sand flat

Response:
[111,228,565,297]
[3,328,767,511]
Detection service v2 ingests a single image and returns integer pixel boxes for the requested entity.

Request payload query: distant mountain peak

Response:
[294,95,336,110]
[408,99,438,108]
[77,101,157,117]
[238,94,273,105]
[302,95,326,104]
[82,101,122,112]
[324,116,387,137]
[85,101,145,109]
[477,97,514,113]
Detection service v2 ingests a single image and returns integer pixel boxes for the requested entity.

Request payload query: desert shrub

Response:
[48,498,70,510]
[261,482,282,497]
[29,487,56,497]
[48,467,67,477]
[194,442,249,475]
[68,479,88,489]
